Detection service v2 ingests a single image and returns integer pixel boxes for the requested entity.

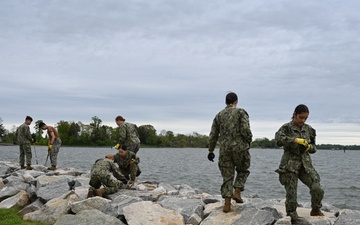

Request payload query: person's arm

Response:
[239,109,252,144]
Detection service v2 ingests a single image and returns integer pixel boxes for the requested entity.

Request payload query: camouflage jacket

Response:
[16,123,32,145]
[209,105,252,152]
[275,121,317,174]
[91,158,125,181]
[114,151,138,180]
[118,122,140,147]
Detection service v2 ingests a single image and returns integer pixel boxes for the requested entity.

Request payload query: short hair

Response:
[38,122,46,129]
[25,116,33,122]
[115,116,125,122]
[292,104,309,119]
[225,92,238,105]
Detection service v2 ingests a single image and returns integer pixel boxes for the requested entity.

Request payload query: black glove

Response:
[208,152,215,162]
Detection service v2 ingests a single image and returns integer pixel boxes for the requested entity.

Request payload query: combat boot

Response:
[310,208,324,216]
[87,187,95,198]
[233,188,243,203]
[95,188,106,197]
[26,165,33,170]
[223,197,231,213]
[48,166,56,171]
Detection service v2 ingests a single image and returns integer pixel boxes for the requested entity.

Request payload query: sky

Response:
[1,0,359,145]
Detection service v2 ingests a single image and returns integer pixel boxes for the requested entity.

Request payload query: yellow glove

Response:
[115,144,120,149]
[48,145,53,151]
[295,138,310,152]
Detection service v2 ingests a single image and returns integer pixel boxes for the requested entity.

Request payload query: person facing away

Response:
[87,154,127,198]
[208,92,253,213]
[275,104,324,224]
[113,146,140,185]
[15,116,35,170]
[39,122,62,171]
[114,115,140,154]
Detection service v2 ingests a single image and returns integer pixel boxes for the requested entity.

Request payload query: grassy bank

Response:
[0,208,49,225]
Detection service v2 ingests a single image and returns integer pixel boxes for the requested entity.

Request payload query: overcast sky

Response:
[1,0,359,145]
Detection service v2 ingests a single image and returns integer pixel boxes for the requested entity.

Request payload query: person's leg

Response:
[299,167,324,216]
[24,144,33,169]
[283,171,299,221]
[233,149,251,194]
[19,145,25,168]
[49,139,61,169]
[218,151,235,212]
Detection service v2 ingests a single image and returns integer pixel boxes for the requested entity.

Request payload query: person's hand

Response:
[115,144,120,149]
[295,138,310,153]
[48,145,53,152]
[208,152,215,162]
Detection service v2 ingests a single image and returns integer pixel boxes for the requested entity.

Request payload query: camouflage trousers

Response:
[218,149,251,198]
[127,143,140,154]
[50,138,62,167]
[279,166,324,220]
[19,144,32,166]
[89,173,122,195]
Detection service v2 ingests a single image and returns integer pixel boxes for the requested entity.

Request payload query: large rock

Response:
[55,209,125,225]
[70,196,111,214]
[0,190,29,208]
[334,209,360,225]
[158,197,204,225]
[17,199,44,215]
[0,179,29,201]
[36,178,74,202]
[23,191,80,224]
[123,201,184,225]
[101,194,143,219]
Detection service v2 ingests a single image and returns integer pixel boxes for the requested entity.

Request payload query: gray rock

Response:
[23,191,80,224]
[158,197,204,224]
[0,190,29,208]
[70,196,111,214]
[0,179,29,201]
[36,178,74,202]
[123,201,184,225]
[334,209,360,225]
[54,209,125,225]
[101,194,142,219]
[17,199,44,215]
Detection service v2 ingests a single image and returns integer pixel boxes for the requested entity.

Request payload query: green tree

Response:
[57,121,70,145]
[138,125,158,145]
[0,117,6,142]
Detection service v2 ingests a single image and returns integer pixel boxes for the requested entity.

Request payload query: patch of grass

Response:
[0,208,50,225]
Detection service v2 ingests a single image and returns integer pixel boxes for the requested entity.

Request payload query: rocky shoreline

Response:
[0,161,359,225]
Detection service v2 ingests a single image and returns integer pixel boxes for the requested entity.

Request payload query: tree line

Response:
[0,116,359,149]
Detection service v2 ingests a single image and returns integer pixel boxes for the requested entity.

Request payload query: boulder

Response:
[54,209,125,225]
[123,201,184,225]
[0,190,29,208]
[17,199,44,215]
[70,196,111,213]
[334,209,360,225]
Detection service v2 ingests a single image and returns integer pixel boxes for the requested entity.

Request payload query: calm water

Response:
[1,146,359,210]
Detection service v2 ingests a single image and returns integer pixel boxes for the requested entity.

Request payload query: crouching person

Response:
[114,146,140,185]
[87,154,127,198]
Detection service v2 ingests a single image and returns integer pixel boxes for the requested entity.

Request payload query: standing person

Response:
[39,122,62,170]
[208,92,253,213]
[16,116,35,170]
[114,116,140,154]
[113,146,140,185]
[275,104,324,224]
[87,154,127,198]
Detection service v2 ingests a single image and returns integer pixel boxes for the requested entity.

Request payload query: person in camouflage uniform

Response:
[113,146,140,185]
[208,92,253,213]
[39,122,62,171]
[114,115,140,154]
[87,154,127,198]
[15,116,35,170]
[275,104,324,224]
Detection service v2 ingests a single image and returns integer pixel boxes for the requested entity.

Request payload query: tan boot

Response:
[310,208,324,216]
[20,165,26,169]
[26,165,33,170]
[87,187,95,198]
[48,166,56,170]
[223,197,231,213]
[233,188,243,203]
[95,188,106,197]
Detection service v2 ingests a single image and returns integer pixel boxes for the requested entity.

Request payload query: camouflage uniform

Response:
[118,122,140,154]
[89,158,126,195]
[50,138,62,167]
[209,105,253,198]
[275,121,324,221]
[114,151,139,181]
[16,123,32,166]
